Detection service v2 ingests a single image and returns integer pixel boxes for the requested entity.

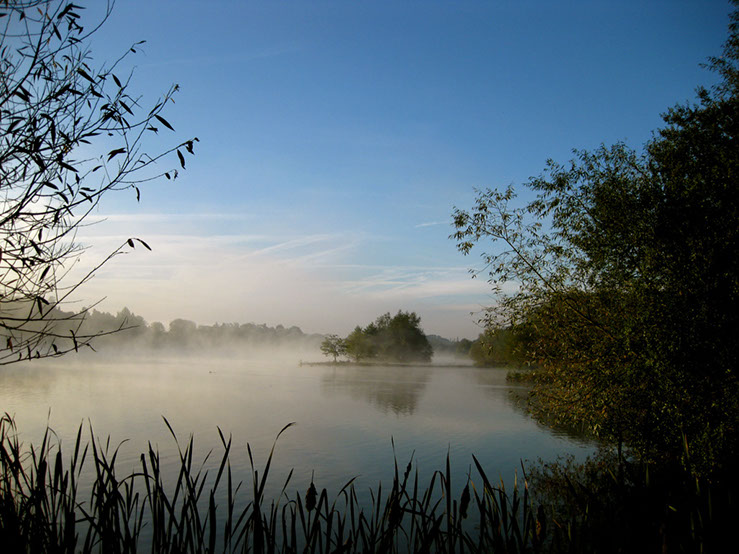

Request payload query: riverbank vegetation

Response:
[1,414,733,553]
[452,0,739,508]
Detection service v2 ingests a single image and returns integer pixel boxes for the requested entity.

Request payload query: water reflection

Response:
[320,365,431,416]
[0,358,597,501]
[469,367,592,444]
[466,367,529,411]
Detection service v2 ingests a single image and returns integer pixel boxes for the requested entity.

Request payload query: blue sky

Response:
[70,0,731,339]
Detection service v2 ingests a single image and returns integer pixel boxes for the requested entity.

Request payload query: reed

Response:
[0,414,551,553]
[1,413,731,553]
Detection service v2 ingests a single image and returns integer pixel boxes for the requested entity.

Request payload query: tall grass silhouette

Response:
[0,413,550,553]
[1,413,729,552]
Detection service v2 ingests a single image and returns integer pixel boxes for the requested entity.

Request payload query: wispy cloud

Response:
[66,215,490,338]
[338,267,489,300]
[250,234,341,257]
[84,213,251,224]
[414,220,448,228]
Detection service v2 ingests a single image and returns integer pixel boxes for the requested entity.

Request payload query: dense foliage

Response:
[468,328,526,367]
[343,311,433,363]
[452,4,739,473]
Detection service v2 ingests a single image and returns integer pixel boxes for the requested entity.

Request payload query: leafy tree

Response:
[0,1,196,364]
[344,325,377,362]
[168,318,197,338]
[452,4,739,473]
[344,312,433,363]
[455,338,473,357]
[320,334,346,362]
[376,311,433,363]
[468,328,525,367]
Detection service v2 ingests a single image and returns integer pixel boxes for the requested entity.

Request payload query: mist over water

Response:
[0,351,594,503]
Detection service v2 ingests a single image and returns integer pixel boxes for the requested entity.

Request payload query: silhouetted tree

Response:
[0,1,196,364]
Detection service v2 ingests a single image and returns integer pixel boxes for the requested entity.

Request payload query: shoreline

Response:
[299,360,476,368]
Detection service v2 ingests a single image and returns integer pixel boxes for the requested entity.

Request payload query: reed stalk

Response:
[1,413,730,553]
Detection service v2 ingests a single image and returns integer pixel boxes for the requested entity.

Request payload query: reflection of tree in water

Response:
[321,366,431,416]
[471,368,594,445]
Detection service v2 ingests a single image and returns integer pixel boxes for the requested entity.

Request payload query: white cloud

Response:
[62,213,492,339]
[250,234,345,257]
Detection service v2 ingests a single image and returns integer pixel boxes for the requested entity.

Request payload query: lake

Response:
[0,355,594,503]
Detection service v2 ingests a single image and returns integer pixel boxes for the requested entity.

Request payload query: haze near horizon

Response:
[68,0,729,339]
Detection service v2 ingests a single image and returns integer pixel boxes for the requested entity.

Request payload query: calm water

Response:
[0,355,593,499]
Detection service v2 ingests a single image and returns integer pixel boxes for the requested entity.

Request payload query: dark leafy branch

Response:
[0,1,197,364]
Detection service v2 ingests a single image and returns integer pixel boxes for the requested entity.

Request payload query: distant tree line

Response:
[9,303,479,362]
[6,300,486,364]
[17,306,325,356]
[426,334,473,359]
